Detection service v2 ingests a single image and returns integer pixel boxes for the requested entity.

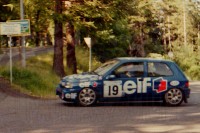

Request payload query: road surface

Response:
[0,82,200,133]
[0,46,53,66]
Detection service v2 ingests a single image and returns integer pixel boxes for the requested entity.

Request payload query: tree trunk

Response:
[66,22,77,74]
[53,0,65,77]
[35,10,41,47]
[35,31,40,47]
[138,23,145,57]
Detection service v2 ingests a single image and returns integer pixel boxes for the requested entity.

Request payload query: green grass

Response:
[0,53,60,98]
[76,45,101,73]
[0,46,101,98]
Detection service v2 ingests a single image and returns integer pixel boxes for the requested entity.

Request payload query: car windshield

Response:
[94,59,119,76]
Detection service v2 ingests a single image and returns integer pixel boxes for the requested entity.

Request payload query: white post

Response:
[9,36,13,84]
[84,37,92,72]
[89,44,92,72]
[20,0,26,67]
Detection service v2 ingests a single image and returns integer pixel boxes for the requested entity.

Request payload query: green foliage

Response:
[0,0,19,21]
[1,0,200,80]
[64,0,133,62]
[0,47,102,98]
[92,19,131,62]
[75,45,101,73]
[25,0,53,46]
[173,45,200,80]
[0,53,60,98]
[1,67,43,90]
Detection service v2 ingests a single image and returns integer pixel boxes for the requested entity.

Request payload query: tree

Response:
[65,0,134,62]
[0,0,19,21]
[187,0,200,51]
[128,0,158,57]
[53,0,65,77]
[25,0,53,46]
[66,22,77,74]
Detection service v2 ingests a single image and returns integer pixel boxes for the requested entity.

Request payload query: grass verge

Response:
[0,53,59,99]
[0,46,101,98]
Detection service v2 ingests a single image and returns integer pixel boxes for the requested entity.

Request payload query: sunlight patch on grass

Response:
[0,47,101,98]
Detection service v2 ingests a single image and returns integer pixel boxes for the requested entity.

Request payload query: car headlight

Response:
[60,81,72,88]
[65,83,73,88]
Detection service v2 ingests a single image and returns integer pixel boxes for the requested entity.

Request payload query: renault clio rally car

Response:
[56,58,190,106]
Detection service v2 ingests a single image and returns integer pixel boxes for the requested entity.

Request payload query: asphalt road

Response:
[0,46,53,66]
[0,82,200,133]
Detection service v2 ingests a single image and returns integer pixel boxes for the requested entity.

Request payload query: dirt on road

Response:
[0,77,36,99]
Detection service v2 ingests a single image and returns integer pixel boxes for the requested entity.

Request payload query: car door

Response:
[103,61,145,101]
[145,61,174,100]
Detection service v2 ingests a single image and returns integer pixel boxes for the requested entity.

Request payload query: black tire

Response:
[78,88,97,107]
[164,88,183,106]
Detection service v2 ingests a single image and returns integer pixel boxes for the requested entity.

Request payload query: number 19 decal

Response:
[104,81,123,97]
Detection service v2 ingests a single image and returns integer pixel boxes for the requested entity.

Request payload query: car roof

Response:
[115,57,173,63]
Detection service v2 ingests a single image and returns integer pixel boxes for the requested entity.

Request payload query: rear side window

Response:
[114,62,144,78]
[148,62,173,77]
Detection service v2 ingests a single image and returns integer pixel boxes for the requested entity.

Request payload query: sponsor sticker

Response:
[170,81,180,86]
[103,77,168,98]
[65,93,77,99]
[71,93,77,99]
[79,82,90,88]
[153,77,168,93]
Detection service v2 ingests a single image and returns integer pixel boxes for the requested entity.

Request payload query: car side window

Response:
[114,62,144,78]
[148,62,173,77]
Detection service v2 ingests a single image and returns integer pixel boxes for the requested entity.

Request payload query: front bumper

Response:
[56,87,78,102]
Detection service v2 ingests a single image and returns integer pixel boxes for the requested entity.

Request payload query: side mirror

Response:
[106,75,116,80]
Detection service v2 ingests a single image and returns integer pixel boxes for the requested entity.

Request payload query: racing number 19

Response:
[108,85,119,95]
[104,81,122,97]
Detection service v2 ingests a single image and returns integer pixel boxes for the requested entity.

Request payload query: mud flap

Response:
[184,97,188,103]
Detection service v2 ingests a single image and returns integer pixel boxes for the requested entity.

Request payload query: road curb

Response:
[190,81,200,85]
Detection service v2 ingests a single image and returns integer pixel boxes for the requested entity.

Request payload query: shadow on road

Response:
[59,101,195,108]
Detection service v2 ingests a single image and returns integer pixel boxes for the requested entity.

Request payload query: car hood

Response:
[62,73,101,83]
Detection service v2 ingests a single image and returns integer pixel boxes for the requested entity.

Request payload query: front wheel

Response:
[164,88,183,106]
[78,88,97,107]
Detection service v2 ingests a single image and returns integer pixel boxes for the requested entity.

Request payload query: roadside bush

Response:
[0,66,58,98]
[188,65,200,80]
[0,46,101,98]
[0,52,60,98]
[148,44,200,80]
[75,45,101,73]
[173,45,200,80]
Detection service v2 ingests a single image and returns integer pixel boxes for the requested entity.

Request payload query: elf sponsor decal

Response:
[61,92,77,99]
[79,81,98,88]
[104,77,168,97]
[79,82,90,87]
[104,78,151,97]
[152,77,168,93]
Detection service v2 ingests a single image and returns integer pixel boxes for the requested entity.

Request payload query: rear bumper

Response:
[183,88,190,103]
[184,88,190,98]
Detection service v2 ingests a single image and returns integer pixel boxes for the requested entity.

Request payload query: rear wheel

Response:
[164,88,183,106]
[78,88,97,106]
